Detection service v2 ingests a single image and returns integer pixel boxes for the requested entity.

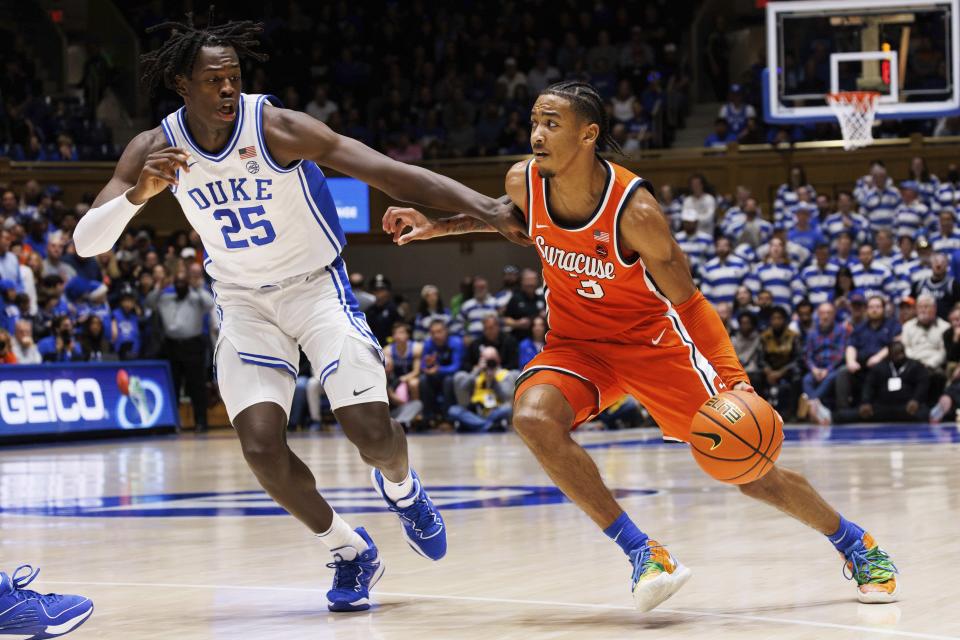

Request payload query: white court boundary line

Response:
[42,579,956,640]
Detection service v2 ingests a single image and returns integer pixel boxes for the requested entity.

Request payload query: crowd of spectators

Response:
[5,153,960,431]
[670,157,960,426]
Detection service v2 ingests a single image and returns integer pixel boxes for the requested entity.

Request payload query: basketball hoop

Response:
[826,91,881,151]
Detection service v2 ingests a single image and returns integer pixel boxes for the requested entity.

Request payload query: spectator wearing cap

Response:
[731,311,763,391]
[112,286,141,360]
[503,269,544,341]
[494,265,520,310]
[682,174,717,237]
[801,302,848,425]
[930,209,960,253]
[855,160,901,234]
[725,197,772,250]
[800,242,839,306]
[788,204,826,253]
[674,209,714,274]
[835,295,901,411]
[899,295,917,326]
[718,84,756,135]
[68,277,110,328]
[912,253,960,320]
[700,237,750,306]
[458,276,499,341]
[759,306,802,420]
[348,272,376,313]
[38,315,83,362]
[151,270,212,427]
[413,285,451,343]
[364,274,399,346]
[704,118,734,147]
[42,231,77,282]
[11,318,40,364]
[850,244,897,302]
[893,180,933,239]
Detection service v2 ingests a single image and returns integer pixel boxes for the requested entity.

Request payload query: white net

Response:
[826,91,881,151]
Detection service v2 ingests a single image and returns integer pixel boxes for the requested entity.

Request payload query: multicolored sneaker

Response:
[0,565,93,639]
[841,533,899,603]
[326,528,385,612]
[371,468,446,560]
[629,540,692,612]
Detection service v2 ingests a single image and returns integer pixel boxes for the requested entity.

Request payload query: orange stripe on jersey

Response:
[526,159,664,342]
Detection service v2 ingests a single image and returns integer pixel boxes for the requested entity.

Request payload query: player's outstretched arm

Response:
[262,106,529,244]
[620,189,751,391]
[381,160,530,245]
[75,129,189,257]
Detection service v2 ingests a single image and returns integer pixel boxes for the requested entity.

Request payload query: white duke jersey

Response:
[160,93,345,288]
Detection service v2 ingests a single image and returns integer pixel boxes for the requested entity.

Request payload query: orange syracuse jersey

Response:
[523,158,670,342]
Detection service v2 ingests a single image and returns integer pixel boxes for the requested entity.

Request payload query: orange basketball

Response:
[689,390,784,485]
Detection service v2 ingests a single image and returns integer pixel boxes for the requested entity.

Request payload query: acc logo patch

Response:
[245,160,260,174]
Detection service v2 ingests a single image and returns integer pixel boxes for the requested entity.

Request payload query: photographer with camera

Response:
[447,346,513,432]
[37,315,83,362]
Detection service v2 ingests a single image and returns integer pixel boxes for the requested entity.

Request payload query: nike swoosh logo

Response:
[613,527,623,542]
[652,328,667,345]
[692,431,722,450]
[353,386,375,397]
[186,161,197,168]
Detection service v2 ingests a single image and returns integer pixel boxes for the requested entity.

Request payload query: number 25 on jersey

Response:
[213,205,277,249]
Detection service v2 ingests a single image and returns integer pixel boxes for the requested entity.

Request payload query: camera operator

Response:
[37,315,83,362]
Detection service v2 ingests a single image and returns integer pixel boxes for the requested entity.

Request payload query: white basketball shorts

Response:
[213,257,387,422]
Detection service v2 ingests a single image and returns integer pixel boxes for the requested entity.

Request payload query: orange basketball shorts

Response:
[515,327,728,442]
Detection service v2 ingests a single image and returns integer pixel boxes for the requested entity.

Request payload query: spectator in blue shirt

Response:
[111,287,141,360]
[788,205,825,253]
[419,319,465,422]
[37,315,83,362]
[704,118,734,147]
[0,230,22,290]
[802,302,848,425]
[835,295,901,411]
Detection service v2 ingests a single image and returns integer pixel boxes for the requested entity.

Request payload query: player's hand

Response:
[859,403,874,419]
[487,201,531,246]
[383,207,440,245]
[906,399,919,415]
[733,381,755,394]
[129,146,191,205]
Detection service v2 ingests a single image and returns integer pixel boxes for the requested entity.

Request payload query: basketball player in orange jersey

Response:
[383,81,898,611]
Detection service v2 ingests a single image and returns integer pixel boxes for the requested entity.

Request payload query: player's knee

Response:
[512,407,566,448]
[239,429,287,474]
[338,405,398,458]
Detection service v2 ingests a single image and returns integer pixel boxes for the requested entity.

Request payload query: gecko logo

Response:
[0,486,659,518]
[0,379,105,424]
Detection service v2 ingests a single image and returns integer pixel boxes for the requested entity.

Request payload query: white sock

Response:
[381,467,415,505]
[316,512,367,560]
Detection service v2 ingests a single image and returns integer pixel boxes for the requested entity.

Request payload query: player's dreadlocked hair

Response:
[540,81,624,155]
[139,7,268,94]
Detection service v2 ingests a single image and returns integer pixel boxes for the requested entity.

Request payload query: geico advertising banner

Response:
[0,361,178,436]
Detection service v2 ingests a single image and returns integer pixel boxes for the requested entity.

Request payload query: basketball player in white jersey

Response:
[73,14,525,612]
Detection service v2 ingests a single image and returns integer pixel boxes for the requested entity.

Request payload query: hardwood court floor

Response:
[1,424,958,639]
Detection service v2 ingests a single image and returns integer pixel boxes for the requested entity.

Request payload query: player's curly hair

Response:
[540,81,624,155]
[139,6,268,95]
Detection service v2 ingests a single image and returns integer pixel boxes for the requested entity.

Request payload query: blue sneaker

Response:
[326,527,384,612]
[371,468,446,560]
[0,566,93,639]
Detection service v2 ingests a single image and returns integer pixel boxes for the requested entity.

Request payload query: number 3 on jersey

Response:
[576,279,605,299]
[213,205,276,249]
